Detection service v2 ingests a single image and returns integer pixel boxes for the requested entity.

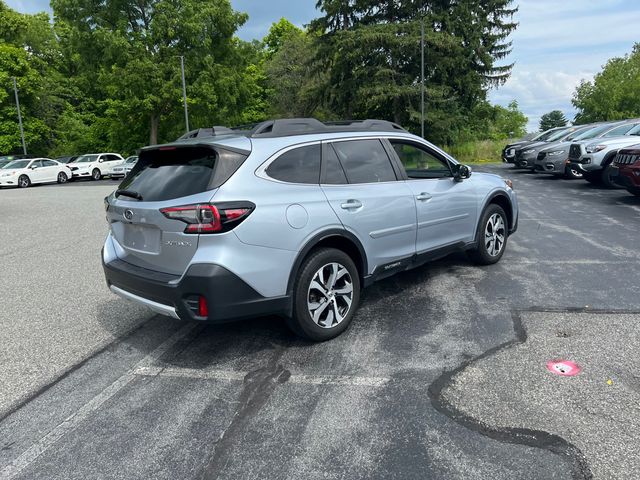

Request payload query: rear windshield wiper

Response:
[115,189,143,201]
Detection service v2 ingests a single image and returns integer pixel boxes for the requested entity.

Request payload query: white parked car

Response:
[0,158,72,188]
[110,156,138,179]
[69,153,125,180]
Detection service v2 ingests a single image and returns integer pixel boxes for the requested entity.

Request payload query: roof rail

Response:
[177,126,236,140]
[174,118,407,142]
[248,118,407,138]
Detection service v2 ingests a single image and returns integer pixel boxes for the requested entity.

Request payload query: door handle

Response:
[416,193,432,201]
[341,199,363,210]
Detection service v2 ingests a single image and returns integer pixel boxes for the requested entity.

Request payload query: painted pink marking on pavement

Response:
[546,360,581,376]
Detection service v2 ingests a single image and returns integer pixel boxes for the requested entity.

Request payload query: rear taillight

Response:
[160,202,254,234]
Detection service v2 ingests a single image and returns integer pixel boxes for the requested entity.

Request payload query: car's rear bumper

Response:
[103,257,291,323]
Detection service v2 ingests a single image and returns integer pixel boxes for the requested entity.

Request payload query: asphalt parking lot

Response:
[1,167,639,479]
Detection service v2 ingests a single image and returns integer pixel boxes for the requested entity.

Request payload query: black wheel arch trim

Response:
[286,229,368,297]
[475,191,515,238]
[601,150,619,167]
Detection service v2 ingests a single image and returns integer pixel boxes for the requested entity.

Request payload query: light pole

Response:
[179,56,190,133]
[12,77,27,155]
[420,18,425,139]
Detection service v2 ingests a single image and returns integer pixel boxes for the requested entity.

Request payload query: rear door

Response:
[387,140,477,253]
[106,145,247,275]
[320,138,416,274]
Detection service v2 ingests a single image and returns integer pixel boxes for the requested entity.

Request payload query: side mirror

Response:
[452,164,472,182]
[30,165,38,170]
[98,158,104,163]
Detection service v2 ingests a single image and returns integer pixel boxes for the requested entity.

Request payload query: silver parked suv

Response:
[102,119,518,341]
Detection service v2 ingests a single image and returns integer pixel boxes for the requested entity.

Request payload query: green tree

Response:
[0,1,63,155]
[51,0,266,148]
[263,18,303,59]
[572,43,640,124]
[539,110,567,131]
[263,21,331,118]
[311,0,518,143]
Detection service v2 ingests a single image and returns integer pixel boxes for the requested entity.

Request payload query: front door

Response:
[320,139,417,274]
[28,160,47,183]
[387,140,477,254]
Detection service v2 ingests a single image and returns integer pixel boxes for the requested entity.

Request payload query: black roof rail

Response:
[174,118,407,142]
[177,126,236,140]
[248,118,407,138]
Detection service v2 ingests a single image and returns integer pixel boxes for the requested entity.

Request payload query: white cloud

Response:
[490,0,640,131]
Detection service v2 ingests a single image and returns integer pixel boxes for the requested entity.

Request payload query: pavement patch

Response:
[431,309,640,479]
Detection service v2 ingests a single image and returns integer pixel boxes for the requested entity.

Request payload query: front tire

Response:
[92,168,102,181]
[583,171,601,185]
[564,165,583,179]
[601,164,621,189]
[18,175,31,188]
[287,248,360,341]
[57,172,68,184]
[628,187,640,197]
[468,204,508,265]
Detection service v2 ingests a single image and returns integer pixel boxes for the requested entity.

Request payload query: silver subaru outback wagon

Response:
[103,119,518,341]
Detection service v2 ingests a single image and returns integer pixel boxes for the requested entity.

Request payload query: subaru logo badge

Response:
[123,209,134,221]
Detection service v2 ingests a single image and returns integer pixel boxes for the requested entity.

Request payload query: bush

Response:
[442,139,508,164]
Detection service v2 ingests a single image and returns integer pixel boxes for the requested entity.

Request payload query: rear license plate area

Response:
[121,224,161,253]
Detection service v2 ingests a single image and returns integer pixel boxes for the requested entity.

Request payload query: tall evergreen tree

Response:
[311,0,518,143]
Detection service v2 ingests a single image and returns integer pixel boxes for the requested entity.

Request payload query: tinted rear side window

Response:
[331,139,397,184]
[266,144,321,184]
[322,145,348,184]
[119,146,246,201]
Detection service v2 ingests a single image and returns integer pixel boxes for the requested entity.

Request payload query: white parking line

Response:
[133,365,390,387]
[512,259,638,265]
[0,324,198,480]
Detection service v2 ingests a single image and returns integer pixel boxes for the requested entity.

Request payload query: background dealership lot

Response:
[1,167,639,479]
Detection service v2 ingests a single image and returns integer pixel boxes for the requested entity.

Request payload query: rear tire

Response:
[57,172,68,184]
[287,248,360,342]
[18,175,31,188]
[92,168,102,181]
[468,204,508,265]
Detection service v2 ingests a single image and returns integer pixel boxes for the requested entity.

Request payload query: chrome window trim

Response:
[255,133,461,187]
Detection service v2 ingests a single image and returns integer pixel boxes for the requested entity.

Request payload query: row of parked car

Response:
[501,119,640,196]
[0,153,138,188]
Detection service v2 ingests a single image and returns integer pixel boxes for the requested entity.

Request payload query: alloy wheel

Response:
[58,172,67,183]
[485,213,506,257]
[569,167,583,178]
[307,262,353,329]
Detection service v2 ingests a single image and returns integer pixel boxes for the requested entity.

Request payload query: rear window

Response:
[266,144,321,184]
[119,146,247,201]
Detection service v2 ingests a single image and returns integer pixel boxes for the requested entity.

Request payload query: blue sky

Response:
[7,0,640,131]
